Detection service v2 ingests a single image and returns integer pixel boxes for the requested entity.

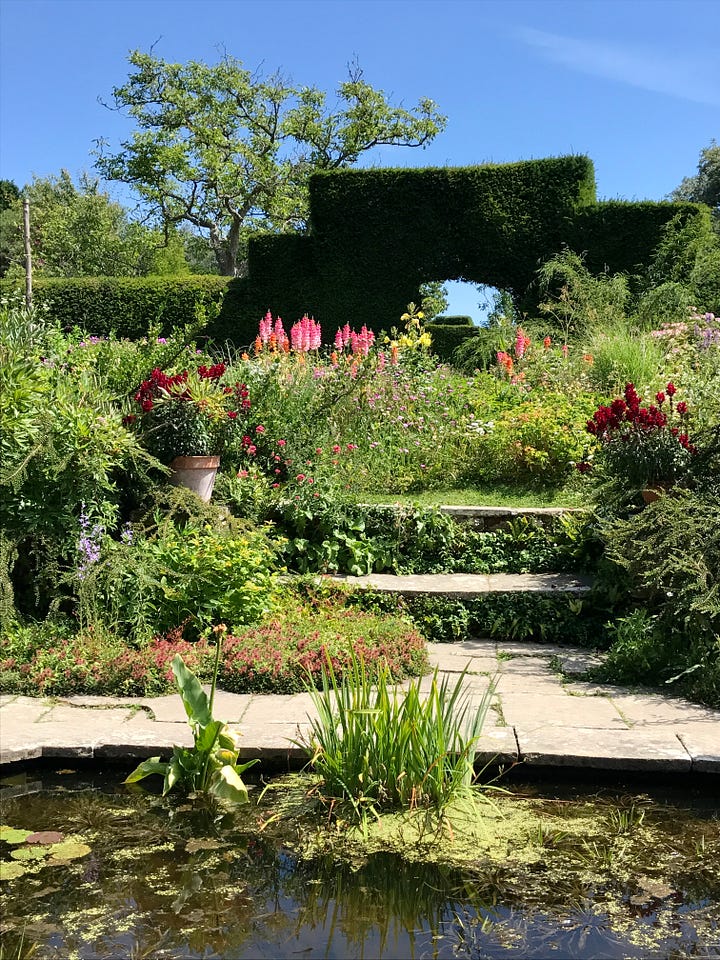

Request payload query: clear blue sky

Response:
[1,0,718,320]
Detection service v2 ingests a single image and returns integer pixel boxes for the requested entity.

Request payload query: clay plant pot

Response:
[641,482,672,504]
[169,455,220,502]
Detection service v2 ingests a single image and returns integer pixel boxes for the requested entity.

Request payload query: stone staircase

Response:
[335,504,592,598]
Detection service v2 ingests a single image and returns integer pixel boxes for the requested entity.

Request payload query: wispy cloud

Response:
[516,27,720,107]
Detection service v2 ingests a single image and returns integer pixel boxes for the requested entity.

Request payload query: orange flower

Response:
[583,353,594,365]
[254,336,262,355]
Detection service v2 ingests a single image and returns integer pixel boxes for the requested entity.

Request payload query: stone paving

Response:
[1,639,718,775]
[330,572,593,596]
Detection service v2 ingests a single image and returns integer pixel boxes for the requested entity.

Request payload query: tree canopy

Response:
[95,51,447,275]
[0,170,189,279]
[671,140,720,218]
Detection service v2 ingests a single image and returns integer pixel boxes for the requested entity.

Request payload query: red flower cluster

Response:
[134,368,189,413]
[131,367,250,419]
[585,382,696,452]
[198,362,226,380]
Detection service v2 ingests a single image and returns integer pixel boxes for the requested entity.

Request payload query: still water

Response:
[1,764,718,959]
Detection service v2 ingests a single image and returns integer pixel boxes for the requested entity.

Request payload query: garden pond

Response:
[1,764,718,959]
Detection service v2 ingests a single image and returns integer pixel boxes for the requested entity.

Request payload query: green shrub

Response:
[473,394,595,485]
[80,516,279,643]
[219,591,427,694]
[432,315,474,326]
[598,487,720,706]
[351,590,607,647]
[584,321,664,393]
[0,590,427,697]
[424,322,479,363]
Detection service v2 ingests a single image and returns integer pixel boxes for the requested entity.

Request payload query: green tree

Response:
[0,180,21,277]
[96,51,446,275]
[671,140,720,226]
[2,170,189,278]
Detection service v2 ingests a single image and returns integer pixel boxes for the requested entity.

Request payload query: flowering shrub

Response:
[126,363,251,462]
[219,593,427,694]
[0,594,427,697]
[581,382,697,487]
[474,393,596,485]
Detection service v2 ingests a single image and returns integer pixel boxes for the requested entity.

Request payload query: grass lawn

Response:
[359,484,586,509]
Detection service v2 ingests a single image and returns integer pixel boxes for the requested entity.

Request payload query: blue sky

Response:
[1,0,718,319]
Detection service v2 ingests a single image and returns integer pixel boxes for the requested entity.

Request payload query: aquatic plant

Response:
[124,627,257,802]
[301,650,497,819]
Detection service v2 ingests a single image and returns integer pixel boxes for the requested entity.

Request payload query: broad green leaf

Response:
[123,758,168,784]
[195,719,224,754]
[163,756,183,795]
[172,654,212,728]
[0,860,31,880]
[207,765,249,804]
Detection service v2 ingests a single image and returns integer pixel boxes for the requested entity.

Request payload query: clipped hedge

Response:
[433,315,474,326]
[425,322,479,363]
[0,276,230,338]
[212,157,706,345]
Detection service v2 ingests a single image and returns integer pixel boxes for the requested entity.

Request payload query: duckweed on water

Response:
[0,767,718,959]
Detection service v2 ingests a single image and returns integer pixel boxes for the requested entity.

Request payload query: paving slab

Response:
[502,693,630,729]
[516,727,692,772]
[605,692,720,728]
[329,573,592,596]
[676,729,720,773]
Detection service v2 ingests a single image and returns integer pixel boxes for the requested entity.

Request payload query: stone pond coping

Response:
[1,640,718,777]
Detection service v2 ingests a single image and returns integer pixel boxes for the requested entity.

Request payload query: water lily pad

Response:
[0,860,29,880]
[48,840,91,861]
[10,846,47,861]
[26,831,64,845]
[0,825,32,844]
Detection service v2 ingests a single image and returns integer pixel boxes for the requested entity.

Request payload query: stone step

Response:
[329,572,593,597]
[364,503,583,531]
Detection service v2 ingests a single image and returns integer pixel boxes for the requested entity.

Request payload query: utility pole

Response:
[23,199,32,306]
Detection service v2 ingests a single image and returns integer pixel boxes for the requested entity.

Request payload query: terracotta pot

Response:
[641,482,671,504]
[169,455,220,502]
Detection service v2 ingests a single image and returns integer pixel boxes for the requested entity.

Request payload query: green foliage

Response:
[473,393,596,486]
[1,170,186,279]
[302,649,496,819]
[583,320,664,393]
[0,297,152,626]
[432,315,474,326]
[0,275,229,339]
[125,648,258,802]
[352,590,607,647]
[537,249,630,338]
[219,587,427,693]
[571,200,704,282]
[80,516,278,642]
[0,589,427,697]
[670,140,720,213]
[97,51,446,275]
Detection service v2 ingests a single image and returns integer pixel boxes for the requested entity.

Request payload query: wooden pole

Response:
[23,199,32,306]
